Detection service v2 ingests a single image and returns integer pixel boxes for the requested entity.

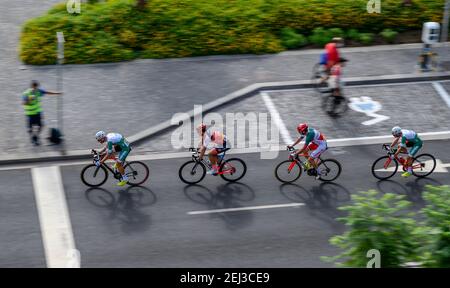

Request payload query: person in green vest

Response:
[22,80,62,146]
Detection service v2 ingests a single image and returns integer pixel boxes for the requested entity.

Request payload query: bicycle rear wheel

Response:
[411,154,436,178]
[219,158,247,182]
[81,164,108,187]
[124,161,149,185]
[318,159,341,182]
[179,160,206,184]
[371,156,398,180]
[311,63,329,93]
[275,160,302,183]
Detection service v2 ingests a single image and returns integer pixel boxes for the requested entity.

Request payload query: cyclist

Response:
[197,123,229,175]
[330,58,347,94]
[390,126,423,178]
[95,131,132,186]
[288,123,327,180]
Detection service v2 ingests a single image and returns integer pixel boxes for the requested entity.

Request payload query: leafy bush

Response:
[322,190,420,267]
[380,28,399,43]
[328,28,345,39]
[309,27,333,47]
[359,33,375,45]
[20,0,446,64]
[346,29,361,41]
[420,185,450,268]
[280,28,308,49]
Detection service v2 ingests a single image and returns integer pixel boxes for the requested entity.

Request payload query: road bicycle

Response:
[178,148,247,184]
[81,150,149,187]
[275,147,342,183]
[311,63,348,116]
[371,144,436,180]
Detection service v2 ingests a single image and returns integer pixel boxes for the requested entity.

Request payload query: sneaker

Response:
[207,165,219,175]
[117,175,128,186]
[401,171,412,178]
[304,162,311,170]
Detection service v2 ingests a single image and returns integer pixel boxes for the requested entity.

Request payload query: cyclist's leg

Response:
[208,148,219,166]
[310,142,327,169]
[407,139,423,167]
[117,147,130,178]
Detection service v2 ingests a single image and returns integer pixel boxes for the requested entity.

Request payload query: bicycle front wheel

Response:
[81,164,108,187]
[219,158,247,182]
[275,160,302,183]
[124,161,149,185]
[179,160,206,184]
[318,159,341,182]
[411,154,436,178]
[371,156,398,180]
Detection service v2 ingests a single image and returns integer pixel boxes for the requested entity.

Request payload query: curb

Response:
[2,72,450,166]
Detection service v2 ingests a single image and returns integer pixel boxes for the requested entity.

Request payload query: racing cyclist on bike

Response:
[197,123,229,175]
[287,123,328,180]
[390,126,423,178]
[95,131,132,186]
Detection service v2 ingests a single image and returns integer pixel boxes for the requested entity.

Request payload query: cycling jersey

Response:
[106,133,131,162]
[399,129,422,157]
[302,128,326,146]
[203,129,227,148]
[301,128,327,159]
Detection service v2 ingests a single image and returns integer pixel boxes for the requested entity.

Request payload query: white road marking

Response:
[31,166,79,268]
[262,80,450,94]
[2,131,450,171]
[432,82,450,108]
[188,203,305,215]
[260,92,293,145]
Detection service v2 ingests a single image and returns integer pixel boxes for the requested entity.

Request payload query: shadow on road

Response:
[84,185,157,233]
[376,177,443,207]
[183,182,255,230]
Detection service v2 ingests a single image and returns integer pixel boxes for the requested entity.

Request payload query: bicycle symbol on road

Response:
[348,96,390,126]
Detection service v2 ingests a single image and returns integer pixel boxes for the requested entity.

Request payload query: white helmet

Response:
[95,131,106,141]
[392,126,402,137]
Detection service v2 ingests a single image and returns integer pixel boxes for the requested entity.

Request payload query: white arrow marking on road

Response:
[375,158,450,173]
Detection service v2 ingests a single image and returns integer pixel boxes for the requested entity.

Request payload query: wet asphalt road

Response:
[1,140,449,267]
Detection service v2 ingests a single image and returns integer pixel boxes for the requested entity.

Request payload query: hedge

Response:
[20,0,446,64]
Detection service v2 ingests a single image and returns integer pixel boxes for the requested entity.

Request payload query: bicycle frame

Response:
[286,147,322,172]
[381,144,425,171]
[189,148,235,175]
[91,150,136,179]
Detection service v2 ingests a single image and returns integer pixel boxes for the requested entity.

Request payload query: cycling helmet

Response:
[392,126,402,137]
[297,123,308,135]
[95,131,106,141]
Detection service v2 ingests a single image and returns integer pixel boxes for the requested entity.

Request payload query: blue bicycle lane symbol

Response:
[348,96,390,125]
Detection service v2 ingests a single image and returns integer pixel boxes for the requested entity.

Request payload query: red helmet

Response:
[297,123,308,134]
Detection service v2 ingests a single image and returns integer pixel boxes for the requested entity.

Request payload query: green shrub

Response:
[346,29,361,41]
[20,0,446,64]
[280,27,308,49]
[380,28,399,43]
[322,190,420,267]
[420,185,450,268]
[309,27,332,47]
[359,33,375,45]
[328,28,345,39]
